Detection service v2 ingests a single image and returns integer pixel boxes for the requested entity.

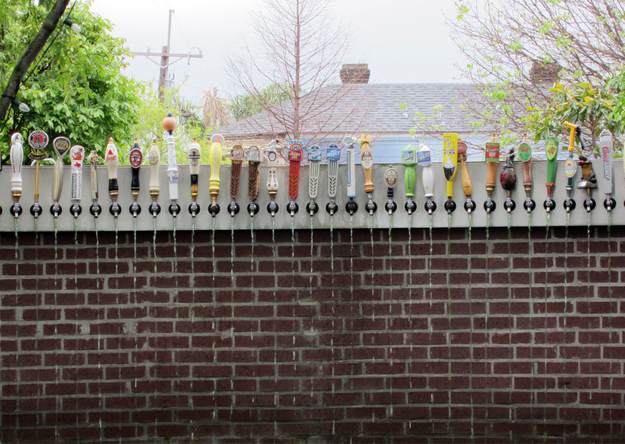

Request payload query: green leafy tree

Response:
[131,82,219,166]
[447,0,625,146]
[229,83,291,122]
[0,0,142,160]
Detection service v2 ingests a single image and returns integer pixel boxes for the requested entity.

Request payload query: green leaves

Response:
[0,0,142,161]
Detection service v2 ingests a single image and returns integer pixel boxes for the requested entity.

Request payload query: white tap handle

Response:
[346,139,356,198]
[10,133,23,199]
[418,145,434,198]
[70,145,85,202]
[266,143,279,195]
[600,129,614,195]
[166,133,179,201]
[52,136,71,202]
[88,151,99,202]
[104,137,119,199]
[308,145,321,199]
[327,143,341,199]
[149,139,160,198]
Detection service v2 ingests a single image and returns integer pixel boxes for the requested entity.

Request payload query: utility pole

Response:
[131,9,203,103]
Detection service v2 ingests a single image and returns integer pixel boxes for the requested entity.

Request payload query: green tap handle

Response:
[405,165,415,197]
[545,136,558,196]
[401,145,417,198]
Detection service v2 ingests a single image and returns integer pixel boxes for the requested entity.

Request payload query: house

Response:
[217,64,504,163]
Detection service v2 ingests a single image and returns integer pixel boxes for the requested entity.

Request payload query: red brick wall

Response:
[1,225,624,442]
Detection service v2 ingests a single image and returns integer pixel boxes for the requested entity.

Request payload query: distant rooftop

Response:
[219,83,486,141]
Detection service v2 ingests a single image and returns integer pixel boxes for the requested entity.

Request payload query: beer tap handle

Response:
[443,133,458,199]
[52,136,71,202]
[247,146,261,201]
[162,114,179,205]
[149,139,160,199]
[129,139,142,196]
[70,145,85,203]
[458,142,472,197]
[10,133,24,200]
[230,145,245,200]
[308,145,321,200]
[188,138,201,199]
[345,137,356,199]
[401,145,417,198]
[485,135,500,197]
[104,137,119,199]
[519,139,532,192]
[360,135,374,194]
[209,134,223,202]
[327,143,341,199]
[266,142,279,195]
[418,145,433,198]
[288,140,303,200]
[600,129,614,196]
[88,151,100,202]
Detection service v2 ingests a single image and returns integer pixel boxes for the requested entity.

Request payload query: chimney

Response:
[340,64,370,84]
[529,60,561,85]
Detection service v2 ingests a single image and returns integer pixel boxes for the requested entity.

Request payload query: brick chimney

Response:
[340,64,370,84]
[529,60,561,84]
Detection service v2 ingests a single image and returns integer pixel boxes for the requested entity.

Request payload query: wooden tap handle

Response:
[247,146,261,201]
[522,159,532,189]
[484,139,500,194]
[459,157,472,197]
[288,140,303,200]
[486,162,497,193]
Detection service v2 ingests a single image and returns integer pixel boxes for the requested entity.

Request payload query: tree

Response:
[0,0,70,124]
[447,0,625,146]
[226,0,358,142]
[0,0,142,159]
[229,83,291,122]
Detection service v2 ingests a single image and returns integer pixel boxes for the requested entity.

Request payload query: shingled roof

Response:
[218,83,486,141]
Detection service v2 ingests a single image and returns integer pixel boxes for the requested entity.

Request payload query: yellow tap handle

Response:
[563,121,577,153]
[209,134,223,204]
[443,133,458,198]
[360,135,374,194]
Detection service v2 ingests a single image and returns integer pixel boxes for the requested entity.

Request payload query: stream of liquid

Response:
[310,216,314,299]
[53,217,60,440]
[94,217,103,440]
[483,212,490,427]
[527,212,534,416]
[446,212,452,425]
[542,212,551,438]
[388,212,394,417]
[370,214,375,307]
[562,211,571,362]
[467,212,474,437]
[506,212,513,432]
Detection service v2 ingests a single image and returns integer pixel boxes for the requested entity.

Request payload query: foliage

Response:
[201,88,232,129]
[526,81,616,154]
[447,0,625,145]
[130,83,220,166]
[0,0,142,161]
[230,83,292,121]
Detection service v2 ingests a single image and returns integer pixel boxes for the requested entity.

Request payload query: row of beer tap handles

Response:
[4,116,617,221]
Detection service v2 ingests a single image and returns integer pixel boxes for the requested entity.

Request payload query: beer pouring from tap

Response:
[129,139,143,217]
[50,136,71,217]
[162,113,180,217]
[188,138,202,217]
[325,143,341,215]
[148,139,161,217]
[28,130,49,218]
[88,151,102,217]
[287,140,303,216]
[228,144,245,217]
[518,137,535,212]
[104,137,121,217]
[266,140,280,217]
[208,134,224,217]
[69,145,85,218]
[401,145,417,215]
[247,145,262,216]
[599,130,616,211]
[9,133,24,217]
[306,144,322,216]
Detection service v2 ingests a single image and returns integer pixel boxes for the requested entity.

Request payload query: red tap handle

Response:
[288,141,303,200]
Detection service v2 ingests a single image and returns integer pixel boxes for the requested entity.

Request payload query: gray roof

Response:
[218,83,485,140]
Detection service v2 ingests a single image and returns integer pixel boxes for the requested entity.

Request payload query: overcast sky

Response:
[90,0,467,101]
